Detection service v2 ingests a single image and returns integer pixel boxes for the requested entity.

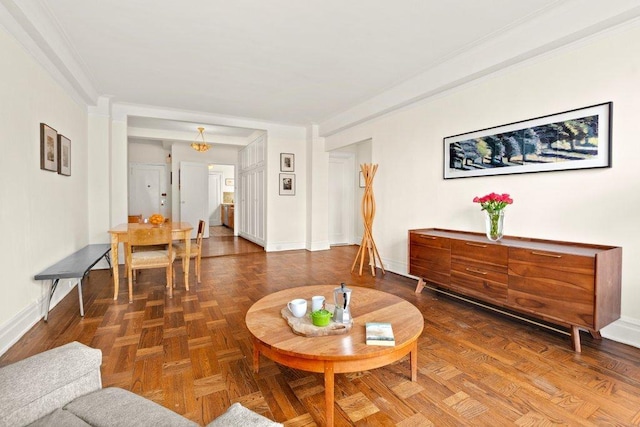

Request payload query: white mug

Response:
[311,295,325,312]
[287,298,307,318]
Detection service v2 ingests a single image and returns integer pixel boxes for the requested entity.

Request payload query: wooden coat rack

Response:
[352,163,385,276]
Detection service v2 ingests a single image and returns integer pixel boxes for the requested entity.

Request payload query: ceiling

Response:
[3,1,640,137]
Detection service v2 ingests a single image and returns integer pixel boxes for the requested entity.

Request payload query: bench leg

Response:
[78,277,85,317]
[44,279,60,322]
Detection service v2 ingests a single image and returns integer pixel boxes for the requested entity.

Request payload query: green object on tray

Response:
[310,309,332,326]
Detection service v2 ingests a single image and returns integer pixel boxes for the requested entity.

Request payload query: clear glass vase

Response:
[485,210,504,241]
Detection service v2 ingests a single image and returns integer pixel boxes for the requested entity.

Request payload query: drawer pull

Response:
[531,251,562,258]
[465,242,488,248]
[419,236,437,240]
[466,268,488,275]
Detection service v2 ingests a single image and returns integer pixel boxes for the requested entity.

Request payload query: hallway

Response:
[200,225,263,257]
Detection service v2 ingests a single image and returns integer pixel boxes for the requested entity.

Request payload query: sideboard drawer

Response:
[409,245,450,286]
[451,239,508,269]
[450,261,507,302]
[410,232,451,250]
[508,247,595,328]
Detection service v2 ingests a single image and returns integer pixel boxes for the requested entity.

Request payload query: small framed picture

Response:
[225,178,234,186]
[279,173,295,196]
[359,171,365,188]
[280,153,294,172]
[57,134,71,176]
[40,123,58,172]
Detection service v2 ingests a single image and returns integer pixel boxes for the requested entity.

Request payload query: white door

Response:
[209,172,223,226]
[128,163,167,220]
[180,161,209,238]
[328,154,354,245]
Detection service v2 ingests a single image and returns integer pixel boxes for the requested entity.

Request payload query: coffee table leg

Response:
[411,341,418,382]
[253,339,260,373]
[324,362,335,426]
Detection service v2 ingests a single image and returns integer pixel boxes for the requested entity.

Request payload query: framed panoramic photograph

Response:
[57,134,71,176]
[279,173,295,195]
[443,102,612,179]
[40,123,58,172]
[280,153,294,172]
[225,178,234,186]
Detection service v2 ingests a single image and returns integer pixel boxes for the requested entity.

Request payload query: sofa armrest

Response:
[0,341,102,427]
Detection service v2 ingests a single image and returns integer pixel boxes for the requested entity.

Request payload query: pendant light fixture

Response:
[191,127,210,152]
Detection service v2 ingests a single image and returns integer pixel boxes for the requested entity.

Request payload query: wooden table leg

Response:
[183,232,190,291]
[415,278,426,294]
[571,325,582,353]
[324,362,335,427]
[410,341,418,382]
[111,237,119,300]
[253,339,260,374]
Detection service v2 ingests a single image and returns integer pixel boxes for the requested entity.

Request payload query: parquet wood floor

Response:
[3,245,640,426]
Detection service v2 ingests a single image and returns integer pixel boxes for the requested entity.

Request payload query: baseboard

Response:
[307,240,330,252]
[0,278,77,357]
[265,241,307,252]
[600,316,640,349]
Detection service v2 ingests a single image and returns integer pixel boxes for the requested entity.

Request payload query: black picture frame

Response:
[280,153,294,172]
[40,123,58,172]
[279,173,295,195]
[57,134,71,176]
[443,102,612,179]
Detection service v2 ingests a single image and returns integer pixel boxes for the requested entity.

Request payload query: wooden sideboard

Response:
[409,228,622,352]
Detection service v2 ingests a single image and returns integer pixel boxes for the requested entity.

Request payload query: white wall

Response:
[325,22,640,345]
[0,28,89,353]
[267,135,307,251]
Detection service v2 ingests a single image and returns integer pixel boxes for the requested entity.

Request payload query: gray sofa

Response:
[0,342,282,427]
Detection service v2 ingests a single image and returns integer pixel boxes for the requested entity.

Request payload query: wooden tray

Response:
[281,303,353,337]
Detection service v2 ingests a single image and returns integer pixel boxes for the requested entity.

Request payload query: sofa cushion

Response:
[0,341,102,427]
[64,387,197,427]
[206,403,282,427]
[27,408,91,427]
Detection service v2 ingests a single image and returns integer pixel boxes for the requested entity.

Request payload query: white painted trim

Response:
[308,241,331,252]
[0,278,77,356]
[600,316,640,349]
[0,298,41,357]
[264,241,306,252]
[0,0,98,106]
[318,3,640,136]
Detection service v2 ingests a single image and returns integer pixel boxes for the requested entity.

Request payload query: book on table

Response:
[365,322,395,346]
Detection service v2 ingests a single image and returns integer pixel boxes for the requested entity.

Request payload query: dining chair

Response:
[128,214,142,223]
[125,225,176,303]
[173,219,205,287]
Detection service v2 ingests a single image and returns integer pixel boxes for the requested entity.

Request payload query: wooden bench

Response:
[34,244,111,321]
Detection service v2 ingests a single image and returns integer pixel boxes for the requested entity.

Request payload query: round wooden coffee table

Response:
[245,285,424,426]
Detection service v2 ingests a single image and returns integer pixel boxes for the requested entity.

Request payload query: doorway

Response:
[209,172,223,226]
[328,153,355,245]
[128,163,168,219]
[179,161,210,239]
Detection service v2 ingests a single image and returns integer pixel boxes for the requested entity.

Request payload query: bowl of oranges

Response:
[148,214,165,226]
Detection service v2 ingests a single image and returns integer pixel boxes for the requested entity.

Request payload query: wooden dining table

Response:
[108,222,193,300]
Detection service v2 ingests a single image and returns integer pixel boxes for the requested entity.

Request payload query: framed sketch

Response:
[443,102,612,179]
[280,153,294,172]
[359,171,365,188]
[225,178,234,186]
[279,173,295,196]
[40,123,58,172]
[57,134,71,176]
